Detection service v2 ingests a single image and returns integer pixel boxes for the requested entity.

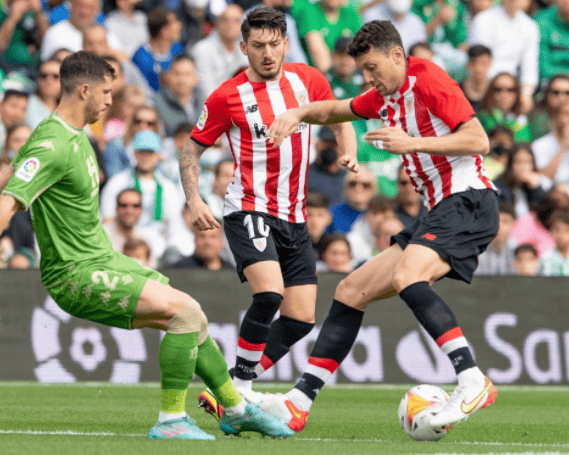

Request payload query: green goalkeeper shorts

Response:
[46,251,169,329]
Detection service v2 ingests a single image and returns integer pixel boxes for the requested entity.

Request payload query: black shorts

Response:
[391,188,499,284]
[224,211,317,287]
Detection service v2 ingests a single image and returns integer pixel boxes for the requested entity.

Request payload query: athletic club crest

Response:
[295,91,309,106]
[253,238,267,252]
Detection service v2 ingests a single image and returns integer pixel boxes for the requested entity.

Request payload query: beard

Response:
[252,57,284,81]
[85,97,102,124]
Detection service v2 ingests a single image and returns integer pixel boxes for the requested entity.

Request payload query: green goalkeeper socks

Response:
[159,332,199,413]
[195,336,243,408]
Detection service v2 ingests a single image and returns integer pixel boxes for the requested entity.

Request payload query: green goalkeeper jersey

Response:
[2,113,114,285]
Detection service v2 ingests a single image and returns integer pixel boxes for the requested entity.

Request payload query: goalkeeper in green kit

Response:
[0,51,293,441]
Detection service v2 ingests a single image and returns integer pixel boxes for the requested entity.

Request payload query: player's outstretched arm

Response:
[329,122,360,176]
[0,194,18,234]
[179,138,221,231]
[267,98,360,147]
[364,117,490,157]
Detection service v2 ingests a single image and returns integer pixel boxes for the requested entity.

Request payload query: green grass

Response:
[1,383,569,455]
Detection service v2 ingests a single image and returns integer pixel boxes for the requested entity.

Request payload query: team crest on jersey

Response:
[253,238,267,252]
[15,157,40,182]
[197,105,208,130]
[295,91,309,106]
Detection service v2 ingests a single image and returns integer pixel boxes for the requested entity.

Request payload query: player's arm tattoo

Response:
[179,138,208,202]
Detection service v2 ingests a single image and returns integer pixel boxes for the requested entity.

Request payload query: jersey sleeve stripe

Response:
[349,98,367,119]
[1,190,30,211]
[190,136,212,148]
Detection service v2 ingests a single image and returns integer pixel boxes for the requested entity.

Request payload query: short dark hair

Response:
[147,7,173,39]
[468,44,492,60]
[2,89,28,103]
[306,192,330,209]
[320,233,351,255]
[408,42,432,57]
[123,237,151,259]
[514,243,538,258]
[549,210,569,229]
[498,202,516,220]
[60,51,115,94]
[347,20,404,59]
[368,195,396,214]
[241,7,287,42]
[172,53,194,67]
[116,188,142,205]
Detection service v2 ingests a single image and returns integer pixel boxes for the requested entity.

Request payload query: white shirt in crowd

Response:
[100,170,185,239]
[41,19,122,61]
[532,133,569,187]
[469,6,539,88]
[105,10,150,58]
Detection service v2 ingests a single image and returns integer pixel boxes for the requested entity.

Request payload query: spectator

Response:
[105,0,149,58]
[104,104,161,178]
[495,143,551,218]
[123,237,152,267]
[190,4,248,97]
[41,0,122,61]
[0,90,28,151]
[375,216,404,253]
[153,54,205,137]
[466,0,494,22]
[25,58,61,130]
[132,7,183,93]
[408,42,446,70]
[533,102,569,186]
[100,130,185,238]
[347,195,396,264]
[49,47,72,61]
[484,125,513,180]
[0,0,49,73]
[326,37,363,101]
[84,26,152,98]
[478,72,532,143]
[468,0,539,114]
[510,184,568,256]
[475,203,517,275]
[102,188,165,267]
[528,75,569,141]
[361,0,427,54]
[412,0,468,79]
[244,0,308,64]
[104,83,146,143]
[317,233,353,273]
[170,224,234,270]
[294,0,361,73]
[329,166,377,234]
[535,1,569,84]
[206,159,234,220]
[539,210,569,276]
[460,45,492,113]
[513,243,539,276]
[307,126,346,207]
[2,122,31,165]
[395,164,427,228]
[305,192,332,260]
[8,250,34,268]
[0,233,13,268]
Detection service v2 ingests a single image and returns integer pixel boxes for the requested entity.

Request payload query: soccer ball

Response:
[398,384,451,441]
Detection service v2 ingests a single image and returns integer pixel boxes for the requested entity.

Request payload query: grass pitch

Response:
[1,382,568,455]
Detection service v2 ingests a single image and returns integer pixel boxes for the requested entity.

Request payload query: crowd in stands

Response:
[1,0,569,277]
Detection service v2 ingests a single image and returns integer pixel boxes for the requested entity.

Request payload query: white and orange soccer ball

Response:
[398,384,451,441]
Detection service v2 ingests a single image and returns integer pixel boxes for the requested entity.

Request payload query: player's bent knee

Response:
[392,269,414,294]
[335,277,363,307]
[166,294,208,341]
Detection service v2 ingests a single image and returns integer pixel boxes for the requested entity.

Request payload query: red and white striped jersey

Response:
[191,63,335,223]
[350,57,495,210]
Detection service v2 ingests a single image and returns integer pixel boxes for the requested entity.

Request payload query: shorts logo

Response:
[421,232,437,241]
[197,105,208,130]
[15,157,40,182]
[253,238,267,252]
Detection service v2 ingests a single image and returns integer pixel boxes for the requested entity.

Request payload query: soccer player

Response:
[0,51,293,440]
[254,20,499,432]
[179,7,358,417]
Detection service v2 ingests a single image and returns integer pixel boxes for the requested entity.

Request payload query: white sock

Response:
[158,411,187,423]
[223,399,247,417]
[232,377,253,390]
[457,367,485,397]
[287,388,313,412]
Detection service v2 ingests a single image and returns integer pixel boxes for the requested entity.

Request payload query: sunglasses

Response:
[39,73,59,80]
[134,118,157,127]
[549,90,569,96]
[348,180,373,189]
[492,86,516,93]
[118,202,142,209]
